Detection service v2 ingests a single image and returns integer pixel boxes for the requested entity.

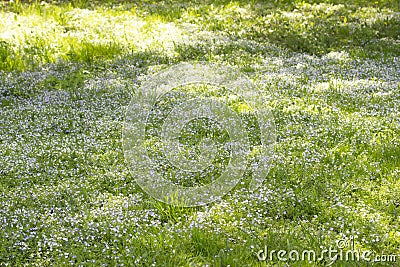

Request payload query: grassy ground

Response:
[0,0,399,266]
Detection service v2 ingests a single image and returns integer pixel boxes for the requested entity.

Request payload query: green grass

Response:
[0,0,399,266]
[0,0,399,71]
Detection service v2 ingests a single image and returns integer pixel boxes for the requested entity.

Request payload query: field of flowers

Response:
[0,0,399,266]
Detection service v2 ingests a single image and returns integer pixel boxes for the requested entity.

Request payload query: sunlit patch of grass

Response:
[0,1,184,71]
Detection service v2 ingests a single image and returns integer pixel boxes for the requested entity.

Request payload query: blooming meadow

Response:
[0,0,399,266]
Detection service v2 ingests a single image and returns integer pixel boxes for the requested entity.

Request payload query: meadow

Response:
[0,0,399,266]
